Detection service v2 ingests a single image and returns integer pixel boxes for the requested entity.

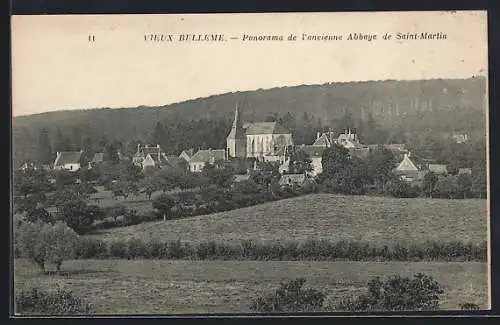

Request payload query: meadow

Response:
[14,259,488,314]
[16,193,488,314]
[89,194,488,246]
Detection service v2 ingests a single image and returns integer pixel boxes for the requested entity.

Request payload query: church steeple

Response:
[227,103,247,158]
[227,103,245,139]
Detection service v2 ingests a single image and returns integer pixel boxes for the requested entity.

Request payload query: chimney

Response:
[316,132,320,140]
[157,144,160,149]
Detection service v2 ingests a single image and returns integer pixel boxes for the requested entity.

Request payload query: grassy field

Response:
[89,194,487,245]
[14,258,488,314]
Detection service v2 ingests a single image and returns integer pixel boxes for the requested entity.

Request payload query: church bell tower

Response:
[226,103,247,158]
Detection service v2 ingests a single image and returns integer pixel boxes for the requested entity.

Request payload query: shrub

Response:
[386,179,420,198]
[75,237,106,259]
[333,273,444,311]
[40,221,79,272]
[109,241,128,259]
[250,278,326,312]
[15,286,92,315]
[127,238,147,259]
[68,238,486,262]
[15,220,46,270]
[15,220,79,272]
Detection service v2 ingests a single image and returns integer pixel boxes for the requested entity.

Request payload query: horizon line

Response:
[13,74,487,118]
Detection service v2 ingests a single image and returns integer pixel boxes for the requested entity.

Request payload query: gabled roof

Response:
[395,154,419,172]
[312,133,333,147]
[180,149,195,158]
[189,149,226,163]
[243,122,290,135]
[91,153,104,163]
[54,151,82,166]
[428,164,448,174]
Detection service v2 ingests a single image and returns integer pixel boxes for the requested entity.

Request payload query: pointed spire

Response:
[228,102,245,139]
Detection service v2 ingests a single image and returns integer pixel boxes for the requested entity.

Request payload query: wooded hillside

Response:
[12,77,487,167]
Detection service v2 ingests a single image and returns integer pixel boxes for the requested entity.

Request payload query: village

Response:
[22,104,473,190]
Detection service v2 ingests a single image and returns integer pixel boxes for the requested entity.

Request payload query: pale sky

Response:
[11,11,487,117]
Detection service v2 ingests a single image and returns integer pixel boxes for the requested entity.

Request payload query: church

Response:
[226,105,293,162]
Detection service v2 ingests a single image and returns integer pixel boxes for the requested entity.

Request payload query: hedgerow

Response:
[74,238,487,262]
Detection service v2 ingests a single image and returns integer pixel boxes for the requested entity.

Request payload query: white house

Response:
[53,150,83,172]
[188,149,227,173]
[393,152,426,182]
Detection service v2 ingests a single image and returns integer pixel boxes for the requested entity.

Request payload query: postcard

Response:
[11,11,489,315]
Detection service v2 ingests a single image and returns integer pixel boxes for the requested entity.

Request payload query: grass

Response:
[89,194,487,245]
[14,258,488,314]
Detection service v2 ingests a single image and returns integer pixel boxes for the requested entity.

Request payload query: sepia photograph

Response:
[11,11,489,315]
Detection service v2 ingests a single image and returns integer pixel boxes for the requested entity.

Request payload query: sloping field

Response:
[14,259,488,314]
[90,194,488,245]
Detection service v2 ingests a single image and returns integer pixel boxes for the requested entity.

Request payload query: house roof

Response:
[428,164,448,174]
[180,149,195,158]
[165,155,185,167]
[312,133,334,147]
[367,144,407,152]
[243,122,290,135]
[233,174,251,183]
[54,151,82,166]
[91,153,104,163]
[189,149,226,163]
[142,146,165,155]
[279,173,307,185]
[395,154,419,172]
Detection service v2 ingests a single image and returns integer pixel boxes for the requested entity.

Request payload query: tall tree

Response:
[53,129,71,153]
[37,129,53,164]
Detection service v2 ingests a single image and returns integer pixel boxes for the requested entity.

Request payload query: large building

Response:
[226,105,294,162]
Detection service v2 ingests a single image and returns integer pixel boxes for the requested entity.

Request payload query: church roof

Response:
[243,122,290,135]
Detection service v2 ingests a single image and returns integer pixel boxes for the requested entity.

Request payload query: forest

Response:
[12,77,487,169]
